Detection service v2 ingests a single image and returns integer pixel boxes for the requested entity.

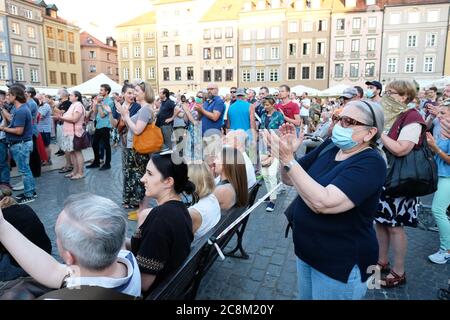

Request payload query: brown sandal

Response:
[380,271,406,288]
[376,261,391,274]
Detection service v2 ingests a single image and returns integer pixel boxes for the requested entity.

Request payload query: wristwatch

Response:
[283,159,297,172]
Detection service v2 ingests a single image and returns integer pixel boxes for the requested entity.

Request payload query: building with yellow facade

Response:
[40,2,82,87]
[116,11,158,90]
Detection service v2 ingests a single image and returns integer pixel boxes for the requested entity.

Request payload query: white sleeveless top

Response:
[191,194,221,247]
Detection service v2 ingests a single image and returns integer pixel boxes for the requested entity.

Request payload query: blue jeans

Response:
[0,253,28,281]
[296,257,368,300]
[0,141,10,185]
[10,141,35,197]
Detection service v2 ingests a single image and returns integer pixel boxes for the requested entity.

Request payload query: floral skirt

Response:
[375,189,420,228]
[60,135,74,153]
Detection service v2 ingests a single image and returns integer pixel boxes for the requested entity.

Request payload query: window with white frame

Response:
[257,28,265,40]
[318,20,327,31]
[225,27,233,38]
[336,19,345,30]
[387,58,398,73]
[366,0,375,5]
[350,63,359,78]
[424,56,434,73]
[368,17,377,29]
[29,46,37,58]
[89,65,96,73]
[242,69,251,82]
[303,21,313,32]
[426,33,437,47]
[123,68,129,80]
[203,48,211,59]
[270,26,280,39]
[367,38,376,51]
[122,47,128,58]
[225,46,233,58]
[336,40,344,52]
[288,67,296,80]
[214,47,222,59]
[11,22,20,34]
[13,44,22,55]
[163,68,170,81]
[10,5,18,15]
[351,39,360,52]
[175,67,181,81]
[16,67,24,81]
[390,13,401,24]
[203,29,211,39]
[147,47,155,57]
[148,67,155,79]
[256,69,265,82]
[407,34,417,48]
[203,70,211,82]
[25,10,33,19]
[427,10,439,23]
[27,27,35,38]
[270,68,279,82]
[187,44,193,56]
[257,48,265,60]
[316,66,324,79]
[388,35,399,49]
[302,42,311,55]
[214,70,222,82]
[162,31,169,38]
[31,69,39,83]
[288,42,297,57]
[302,66,310,79]
[271,47,279,59]
[243,29,251,41]
[226,69,233,81]
[288,21,298,33]
[163,45,169,57]
[317,41,325,55]
[0,65,7,80]
[175,45,180,56]
[365,63,375,77]
[352,17,361,29]
[187,67,194,80]
[243,48,251,61]
[408,11,420,23]
[135,67,141,79]
[335,64,344,78]
[134,46,141,57]
[405,57,416,73]
[134,32,140,40]
[214,28,222,39]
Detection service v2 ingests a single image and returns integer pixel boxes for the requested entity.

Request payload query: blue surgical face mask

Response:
[366,89,375,99]
[332,124,358,151]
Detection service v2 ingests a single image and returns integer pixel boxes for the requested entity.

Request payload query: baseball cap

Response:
[340,87,358,99]
[236,88,246,96]
[365,81,382,91]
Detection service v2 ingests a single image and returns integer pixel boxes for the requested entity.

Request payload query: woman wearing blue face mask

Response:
[264,100,386,300]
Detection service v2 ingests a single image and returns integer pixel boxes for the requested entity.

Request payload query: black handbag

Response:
[384,133,438,198]
[73,124,90,151]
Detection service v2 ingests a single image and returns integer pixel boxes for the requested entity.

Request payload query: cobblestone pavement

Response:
[15,148,450,300]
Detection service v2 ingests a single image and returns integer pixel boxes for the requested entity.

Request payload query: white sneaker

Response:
[428,249,450,264]
[12,182,24,191]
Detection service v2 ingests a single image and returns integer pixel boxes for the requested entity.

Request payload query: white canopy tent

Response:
[69,73,122,95]
[320,84,354,97]
[291,85,320,96]
[428,76,450,90]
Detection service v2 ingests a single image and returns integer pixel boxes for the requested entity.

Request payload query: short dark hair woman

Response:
[265,100,386,300]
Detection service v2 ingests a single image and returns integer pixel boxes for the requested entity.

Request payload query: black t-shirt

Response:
[156,99,175,127]
[0,204,52,267]
[58,100,72,113]
[131,200,193,294]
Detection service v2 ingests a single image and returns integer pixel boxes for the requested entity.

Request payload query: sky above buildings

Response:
[50,0,153,40]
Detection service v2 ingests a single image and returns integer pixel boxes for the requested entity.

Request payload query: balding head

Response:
[206,83,218,99]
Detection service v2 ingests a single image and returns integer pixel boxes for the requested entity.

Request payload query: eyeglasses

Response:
[334,116,370,128]
[230,91,236,94]
[384,90,399,97]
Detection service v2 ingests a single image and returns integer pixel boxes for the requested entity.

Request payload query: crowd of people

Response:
[0,78,448,300]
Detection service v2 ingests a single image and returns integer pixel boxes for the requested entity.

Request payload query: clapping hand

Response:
[426,132,437,150]
[263,123,303,165]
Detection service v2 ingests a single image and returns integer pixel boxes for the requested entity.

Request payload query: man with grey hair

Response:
[0,193,141,299]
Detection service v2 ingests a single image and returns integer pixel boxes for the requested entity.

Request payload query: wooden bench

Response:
[146,182,262,300]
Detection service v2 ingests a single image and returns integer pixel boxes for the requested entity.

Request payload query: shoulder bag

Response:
[73,105,90,151]
[133,119,163,155]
